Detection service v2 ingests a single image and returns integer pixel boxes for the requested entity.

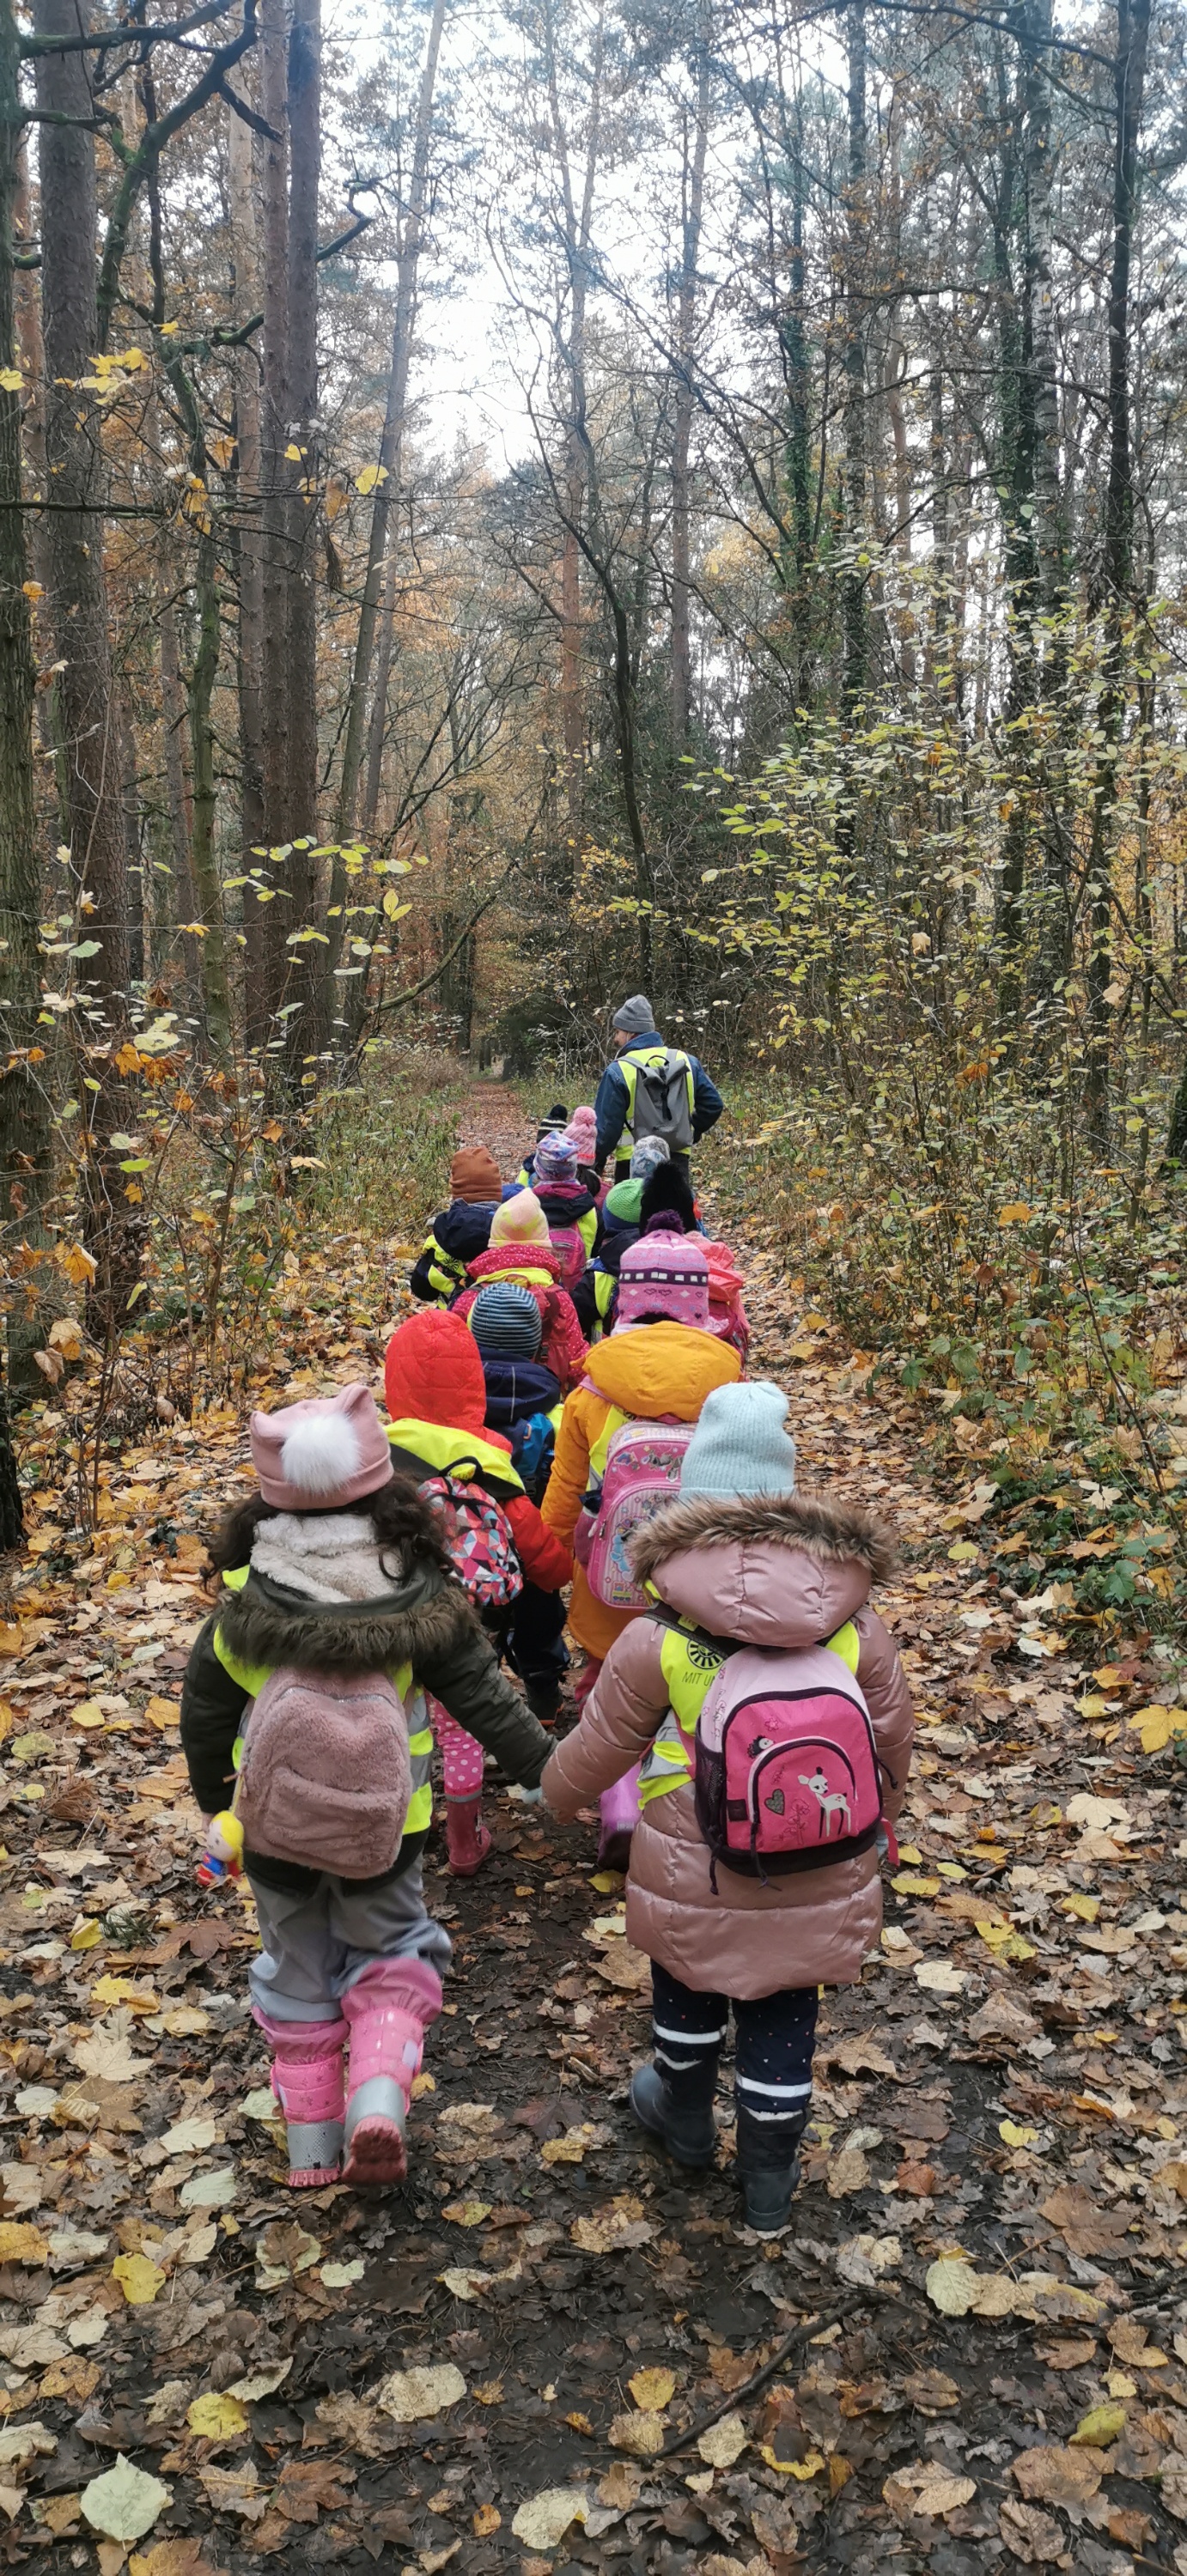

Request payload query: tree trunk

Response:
[0,0,53,1397]
[361,537,398,837]
[331,0,447,884]
[258,0,291,1036]
[281,0,324,1078]
[1087,0,1150,1151]
[228,58,268,1049]
[34,0,138,1330]
[545,0,605,859]
[670,42,709,746]
[841,0,867,712]
[784,97,813,704]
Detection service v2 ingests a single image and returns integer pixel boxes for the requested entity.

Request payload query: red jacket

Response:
[383,1310,572,1592]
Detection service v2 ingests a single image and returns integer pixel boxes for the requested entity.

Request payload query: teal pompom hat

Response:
[679,1381,797,1498]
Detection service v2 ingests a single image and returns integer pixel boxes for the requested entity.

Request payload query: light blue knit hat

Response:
[679,1382,797,1498]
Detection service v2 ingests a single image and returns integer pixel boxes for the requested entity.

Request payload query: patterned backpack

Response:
[693,1640,884,1886]
[576,1413,693,1608]
[547,1223,587,1289]
[421,1467,523,1609]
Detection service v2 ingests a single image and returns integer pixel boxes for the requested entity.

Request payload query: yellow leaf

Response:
[70,1919,101,1952]
[1000,2121,1038,2148]
[90,1977,158,2014]
[356,463,388,495]
[947,1540,978,1562]
[1129,1704,1187,1753]
[283,442,305,461]
[898,1845,922,1865]
[892,1872,940,1898]
[998,1202,1032,1225]
[627,2368,675,2412]
[21,581,42,601]
[761,2445,825,2479]
[207,436,236,471]
[0,368,22,392]
[1061,1893,1100,1923]
[976,1922,1036,1961]
[112,2253,167,2306]
[186,2392,247,2439]
[1070,2402,1126,2446]
[143,1697,180,1732]
[71,1699,106,1730]
[0,2222,46,2265]
[441,2200,491,2228]
[472,2505,501,2536]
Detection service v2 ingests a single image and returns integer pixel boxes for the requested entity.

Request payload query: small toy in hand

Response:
[197,1811,244,1888]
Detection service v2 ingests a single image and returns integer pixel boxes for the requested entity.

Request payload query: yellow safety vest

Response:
[213,1565,434,1840]
[636,1608,861,1807]
[385,1417,526,1494]
[618,1047,695,1140]
[421,1230,468,1301]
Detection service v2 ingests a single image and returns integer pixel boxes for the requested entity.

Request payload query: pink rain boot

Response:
[341,1959,442,2188]
[598,1763,642,1873]
[253,2009,346,2187]
[445,1793,492,1878]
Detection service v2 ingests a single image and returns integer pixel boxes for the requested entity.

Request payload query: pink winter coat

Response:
[541,1490,913,1998]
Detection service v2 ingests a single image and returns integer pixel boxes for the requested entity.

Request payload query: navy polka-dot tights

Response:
[650,1963,817,2163]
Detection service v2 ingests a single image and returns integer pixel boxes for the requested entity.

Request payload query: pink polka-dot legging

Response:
[430,1698,484,1799]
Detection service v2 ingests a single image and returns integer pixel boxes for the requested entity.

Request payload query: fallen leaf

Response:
[320,2258,365,2289]
[441,2200,492,2228]
[373,2365,466,2423]
[884,2460,977,2519]
[998,2498,1064,2565]
[901,2368,960,2414]
[926,2257,978,2316]
[510,2489,588,2550]
[0,2221,46,2265]
[570,2195,654,2254]
[628,2366,676,2410]
[697,2412,747,2468]
[1039,2185,1131,2257]
[0,2421,56,2469]
[1070,2402,1125,2446]
[826,2147,870,2196]
[186,2393,248,2439]
[914,1959,967,1995]
[1012,2444,1104,2503]
[112,2252,167,2305]
[472,2505,501,2536]
[82,2458,172,2545]
[608,2410,665,2458]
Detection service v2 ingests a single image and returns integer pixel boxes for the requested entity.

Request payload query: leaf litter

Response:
[3,1087,1187,2570]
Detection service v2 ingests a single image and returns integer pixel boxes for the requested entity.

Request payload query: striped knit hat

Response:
[614,1233,709,1333]
[470,1283,544,1358]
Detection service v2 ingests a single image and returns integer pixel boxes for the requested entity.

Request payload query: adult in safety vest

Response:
[594,994,724,1182]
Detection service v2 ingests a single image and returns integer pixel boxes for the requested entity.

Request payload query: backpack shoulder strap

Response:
[642,1596,743,1659]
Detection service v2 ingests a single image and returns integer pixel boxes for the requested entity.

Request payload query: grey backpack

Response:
[235,1665,412,1878]
[626,1048,694,1152]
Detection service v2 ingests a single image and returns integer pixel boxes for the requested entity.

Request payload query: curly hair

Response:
[204,1473,455,1592]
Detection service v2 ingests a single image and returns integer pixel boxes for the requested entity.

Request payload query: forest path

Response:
[0,1082,1182,2576]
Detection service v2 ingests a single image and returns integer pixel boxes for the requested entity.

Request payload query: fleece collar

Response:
[219,1560,478,1674]
[630,1488,898,1584]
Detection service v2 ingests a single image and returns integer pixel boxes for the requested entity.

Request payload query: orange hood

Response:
[582,1321,740,1422]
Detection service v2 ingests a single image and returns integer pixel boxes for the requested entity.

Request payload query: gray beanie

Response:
[470,1282,543,1358]
[630,1135,670,1179]
[679,1382,797,1498]
[612,993,655,1036]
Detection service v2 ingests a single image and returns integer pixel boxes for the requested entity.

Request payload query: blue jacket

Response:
[593,1032,723,1169]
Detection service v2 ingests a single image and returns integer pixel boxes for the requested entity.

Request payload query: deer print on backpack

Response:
[797,1765,853,1839]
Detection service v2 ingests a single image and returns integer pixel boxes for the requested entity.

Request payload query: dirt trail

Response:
[0,1083,1184,2576]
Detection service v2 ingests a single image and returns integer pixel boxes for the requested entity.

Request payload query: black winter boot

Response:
[734,2104,808,2235]
[525,1677,561,1728]
[630,2059,717,2170]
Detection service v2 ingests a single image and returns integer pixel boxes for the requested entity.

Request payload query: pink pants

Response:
[430,1699,484,1800]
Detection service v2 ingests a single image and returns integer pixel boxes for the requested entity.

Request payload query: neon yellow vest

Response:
[385,1417,524,1494]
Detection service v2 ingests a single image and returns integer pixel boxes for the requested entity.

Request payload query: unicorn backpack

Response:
[576,1413,693,1608]
[692,1639,884,1885]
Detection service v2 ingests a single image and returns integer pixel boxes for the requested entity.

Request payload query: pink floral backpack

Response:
[575,1413,693,1608]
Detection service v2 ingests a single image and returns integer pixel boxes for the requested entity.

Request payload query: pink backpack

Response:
[547,1223,587,1289]
[578,1416,693,1607]
[693,1642,883,1886]
[235,1666,412,1878]
[420,1471,523,1608]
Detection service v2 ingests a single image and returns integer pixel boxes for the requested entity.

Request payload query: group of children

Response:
[181,1104,913,2234]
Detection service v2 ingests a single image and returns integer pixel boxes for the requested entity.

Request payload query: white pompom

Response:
[279,1411,362,1496]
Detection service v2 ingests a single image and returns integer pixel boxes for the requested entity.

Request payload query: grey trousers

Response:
[247,1857,452,2023]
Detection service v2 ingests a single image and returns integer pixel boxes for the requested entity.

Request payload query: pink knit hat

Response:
[490,1188,551,1248]
[567,1106,598,1159]
[250,1382,394,1511]
[615,1234,710,1333]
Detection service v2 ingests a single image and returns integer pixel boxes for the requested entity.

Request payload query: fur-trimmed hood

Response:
[218,1559,477,1677]
[629,1488,898,1653]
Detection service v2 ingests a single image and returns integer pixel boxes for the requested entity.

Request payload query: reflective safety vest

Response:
[213,1565,435,1842]
[587,1267,617,1341]
[636,1606,861,1807]
[421,1230,468,1302]
[618,1047,695,1141]
[385,1416,526,1496]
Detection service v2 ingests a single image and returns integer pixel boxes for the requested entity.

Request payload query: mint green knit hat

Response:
[679,1382,797,1498]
